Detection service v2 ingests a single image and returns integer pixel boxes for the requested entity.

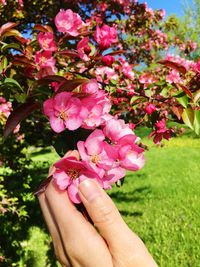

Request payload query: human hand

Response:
[38,179,158,267]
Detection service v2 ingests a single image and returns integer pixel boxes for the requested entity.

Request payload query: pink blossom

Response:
[0,0,6,5]
[166,70,181,84]
[149,119,172,144]
[77,129,117,177]
[94,25,118,49]
[0,98,12,119]
[81,90,111,129]
[116,135,145,171]
[145,103,156,115]
[77,37,91,62]
[122,62,135,80]
[102,55,115,66]
[95,66,118,83]
[82,79,99,94]
[139,73,157,88]
[43,92,88,133]
[53,154,100,203]
[38,32,57,52]
[35,51,56,68]
[55,9,83,36]
[103,118,134,143]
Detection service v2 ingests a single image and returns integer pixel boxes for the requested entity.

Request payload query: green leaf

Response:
[0,56,8,73]
[3,78,23,92]
[193,110,200,135]
[176,94,189,108]
[182,108,194,130]
[1,43,22,52]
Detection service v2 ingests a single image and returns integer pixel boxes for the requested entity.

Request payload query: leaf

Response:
[176,94,189,108]
[193,90,200,103]
[2,29,22,38]
[0,22,18,38]
[158,60,187,75]
[38,75,68,85]
[105,50,125,56]
[56,50,79,58]
[176,83,193,98]
[182,108,194,130]
[3,78,23,92]
[58,79,88,93]
[171,106,183,120]
[33,24,52,33]
[0,56,8,73]
[1,43,22,52]
[4,101,40,138]
[193,110,200,135]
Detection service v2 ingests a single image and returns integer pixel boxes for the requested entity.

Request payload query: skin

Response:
[38,178,158,267]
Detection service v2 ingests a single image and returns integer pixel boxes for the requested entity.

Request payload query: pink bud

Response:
[102,55,115,66]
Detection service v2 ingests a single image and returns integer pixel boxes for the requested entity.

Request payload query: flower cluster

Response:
[51,120,144,203]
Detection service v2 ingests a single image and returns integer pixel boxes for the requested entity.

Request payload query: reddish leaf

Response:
[14,35,28,44]
[158,60,187,75]
[56,50,79,58]
[33,24,53,33]
[4,101,40,138]
[171,106,183,120]
[176,83,193,98]
[105,50,126,56]
[0,22,18,38]
[12,56,34,66]
[38,75,68,85]
[58,79,88,92]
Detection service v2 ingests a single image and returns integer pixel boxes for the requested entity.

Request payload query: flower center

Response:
[67,169,80,180]
[91,154,100,164]
[59,110,68,121]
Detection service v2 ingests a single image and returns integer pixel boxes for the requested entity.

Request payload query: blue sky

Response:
[139,0,183,16]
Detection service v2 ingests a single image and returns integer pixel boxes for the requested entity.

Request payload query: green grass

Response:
[27,130,200,267]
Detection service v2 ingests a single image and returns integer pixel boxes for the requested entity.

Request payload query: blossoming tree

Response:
[0,0,200,264]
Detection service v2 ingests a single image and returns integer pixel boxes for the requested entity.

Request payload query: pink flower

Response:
[53,154,100,203]
[166,70,181,84]
[116,135,145,171]
[82,79,99,94]
[77,37,91,61]
[77,129,117,177]
[122,62,135,80]
[102,55,115,66]
[149,119,172,144]
[0,98,12,119]
[81,90,111,129]
[94,25,118,49]
[38,32,57,52]
[35,51,57,78]
[95,66,118,83]
[139,73,157,88]
[43,92,88,133]
[55,9,83,36]
[103,118,134,143]
[145,103,156,115]
[35,51,56,68]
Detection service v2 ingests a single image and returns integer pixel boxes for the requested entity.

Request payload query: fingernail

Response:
[78,179,101,202]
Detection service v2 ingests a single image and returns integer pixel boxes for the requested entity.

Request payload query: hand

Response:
[38,179,158,267]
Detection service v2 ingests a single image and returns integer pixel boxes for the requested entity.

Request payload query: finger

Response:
[38,193,69,266]
[45,181,113,267]
[78,179,147,251]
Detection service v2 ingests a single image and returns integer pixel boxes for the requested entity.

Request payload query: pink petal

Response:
[43,98,54,116]
[67,184,81,203]
[85,129,105,155]
[53,171,70,190]
[54,92,72,111]
[65,116,82,130]
[50,116,65,133]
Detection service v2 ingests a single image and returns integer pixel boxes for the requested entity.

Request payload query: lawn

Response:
[25,129,200,267]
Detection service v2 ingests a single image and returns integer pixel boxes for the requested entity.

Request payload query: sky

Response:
[139,0,183,16]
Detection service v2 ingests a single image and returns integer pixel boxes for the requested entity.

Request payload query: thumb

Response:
[78,179,135,248]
